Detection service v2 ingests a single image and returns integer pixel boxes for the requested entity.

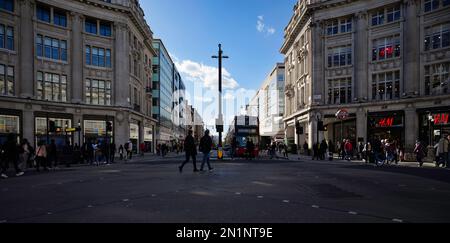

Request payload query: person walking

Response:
[312,143,319,160]
[125,140,133,161]
[140,142,145,156]
[320,140,328,160]
[20,139,34,170]
[436,134,448,167]
[199,130,214,171]
[414,139,425,167]
[179,130,198,173]
[48,139,58,169]
[344,139,353,161]
[34,140,48,172]
[0,134,24,178]
[283,143,289,159]
[110,142,116,163]
[118,144,124,161]
[303,141,308,156]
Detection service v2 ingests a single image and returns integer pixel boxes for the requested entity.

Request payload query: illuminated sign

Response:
[378,117,394,127]
[433,113,449,125]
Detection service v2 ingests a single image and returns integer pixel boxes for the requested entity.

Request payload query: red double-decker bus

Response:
[225,115,260,157]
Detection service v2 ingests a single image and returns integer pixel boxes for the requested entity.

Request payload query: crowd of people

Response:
[0,134,138,179]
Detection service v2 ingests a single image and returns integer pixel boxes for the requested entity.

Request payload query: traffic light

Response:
[106,122,113,132]
[49,120,56,133]
[318,121,325,131]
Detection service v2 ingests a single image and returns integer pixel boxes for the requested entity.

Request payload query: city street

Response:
[1,154,450,223]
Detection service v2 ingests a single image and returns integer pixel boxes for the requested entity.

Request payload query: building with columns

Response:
[281,0,450,158]
[0,0,157,153]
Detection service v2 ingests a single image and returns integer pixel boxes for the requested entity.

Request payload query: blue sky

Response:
[140,0,296,131]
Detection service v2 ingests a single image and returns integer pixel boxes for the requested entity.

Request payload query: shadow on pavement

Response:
[342,163,450,184]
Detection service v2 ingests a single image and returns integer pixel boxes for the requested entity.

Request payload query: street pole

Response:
[78,119,81,147]
[212,44,229,149]
[46,112,49,145]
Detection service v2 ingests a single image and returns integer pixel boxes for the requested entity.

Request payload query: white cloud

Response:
[256,15,276,36]
[175,59,239,90]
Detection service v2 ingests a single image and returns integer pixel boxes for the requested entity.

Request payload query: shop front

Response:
[0,109,21,144]
[83,117,114,144]
[367,111,405,146]
[130,122,139,154]
[35,112,73,149]
[418,107,450,147]
[144,126,153,153]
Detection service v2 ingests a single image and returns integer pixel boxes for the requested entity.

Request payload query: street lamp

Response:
[212,44,229,150]
[428,113,434,147]
[65,121,69,146]
[77,119,81,147]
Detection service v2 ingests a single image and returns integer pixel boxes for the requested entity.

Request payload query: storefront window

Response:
[0,115,19,134]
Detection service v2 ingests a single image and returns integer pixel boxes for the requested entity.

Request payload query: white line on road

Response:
[87,205,93,208]
[47,212,53,215]
[348,211,358,215]
[392,219,403,223]
[257,196,264,199]
[122,199,130,202]
[235,192,241,195]
[283,200,290,203]
[312,205,320,209]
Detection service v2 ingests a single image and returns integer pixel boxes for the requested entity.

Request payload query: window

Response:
[86,45,112,68]
[340,18,352,33]
[36,35,43,57]
[0,0,14,12]
[0,64,14,96]
[327,77,352,104]
[425,0,440,12]
[85,79,111,105]
[36,5,51,23]
[86,46,91,65]
[53,9,67,27]
[387,6,401,22]
[425,62,450,95]
[6,26,13,50]
[327,46,352,68]
[37,35,67,61]
[372,71,400,101]
[326,20,338,36]
[85,19,97,34]
[36,72,67,102]
[372,36,401,61]
[0,24,13,51]
[372,10,384,26]
[100,22,112,37]
[425,23,450,51]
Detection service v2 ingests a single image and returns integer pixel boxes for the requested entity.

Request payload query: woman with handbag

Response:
[35,141,48,172]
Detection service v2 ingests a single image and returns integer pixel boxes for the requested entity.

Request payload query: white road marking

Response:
[257,196,264,199]
[392,219,403,223]
[87,205,93,208]
[283,200,290,203]
[312,205,320,209]
[235,192,241,195]
[151,194,156,197]
[123,199,129,202]
[47,212,53,215]
[348,211,358,215]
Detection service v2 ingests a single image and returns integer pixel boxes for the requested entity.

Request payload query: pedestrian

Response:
[63,140,73,167]
[1,134,24,178]
[246,139,255,160]
[48,139,58,169]
[436,134,448,167]
[270,142,277,159]
[118,144,124,161]
[126,141,133,160]
[303,141,308,156]
[312,143,319,160]
[414,139,425,167]
[199,130,214,171]
[344,139,353,161]
[86,140,94,165]
[110,142,116,163]
[35,140,48,172]
[320,140,328,160]
[19,139,34,170]
[283,143,289,159]
[140,142,145,156]
[179,130,198,173]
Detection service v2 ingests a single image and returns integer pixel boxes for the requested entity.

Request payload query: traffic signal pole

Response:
[212,44,229,150]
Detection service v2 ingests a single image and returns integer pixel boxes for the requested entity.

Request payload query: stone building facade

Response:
[281,0,450,158]
[0,0,157,152]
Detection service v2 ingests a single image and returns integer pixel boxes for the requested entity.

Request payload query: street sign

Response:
[336,109,349,120]
[65,128,76,132]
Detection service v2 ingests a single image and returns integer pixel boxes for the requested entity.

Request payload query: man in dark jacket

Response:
[199,130,213,171]
[179,130,198,173]
[1,133,24,179]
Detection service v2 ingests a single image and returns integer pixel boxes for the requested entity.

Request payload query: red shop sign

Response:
[378,117,394,127]
[433,113,450,125]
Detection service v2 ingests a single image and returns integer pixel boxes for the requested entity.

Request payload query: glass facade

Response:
[152,41,173,133]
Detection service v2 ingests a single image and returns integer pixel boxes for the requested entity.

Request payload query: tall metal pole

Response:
[46,112,49,145]
[212,44,228,148]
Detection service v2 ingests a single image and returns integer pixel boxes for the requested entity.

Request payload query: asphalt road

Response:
[1,155,450,223]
